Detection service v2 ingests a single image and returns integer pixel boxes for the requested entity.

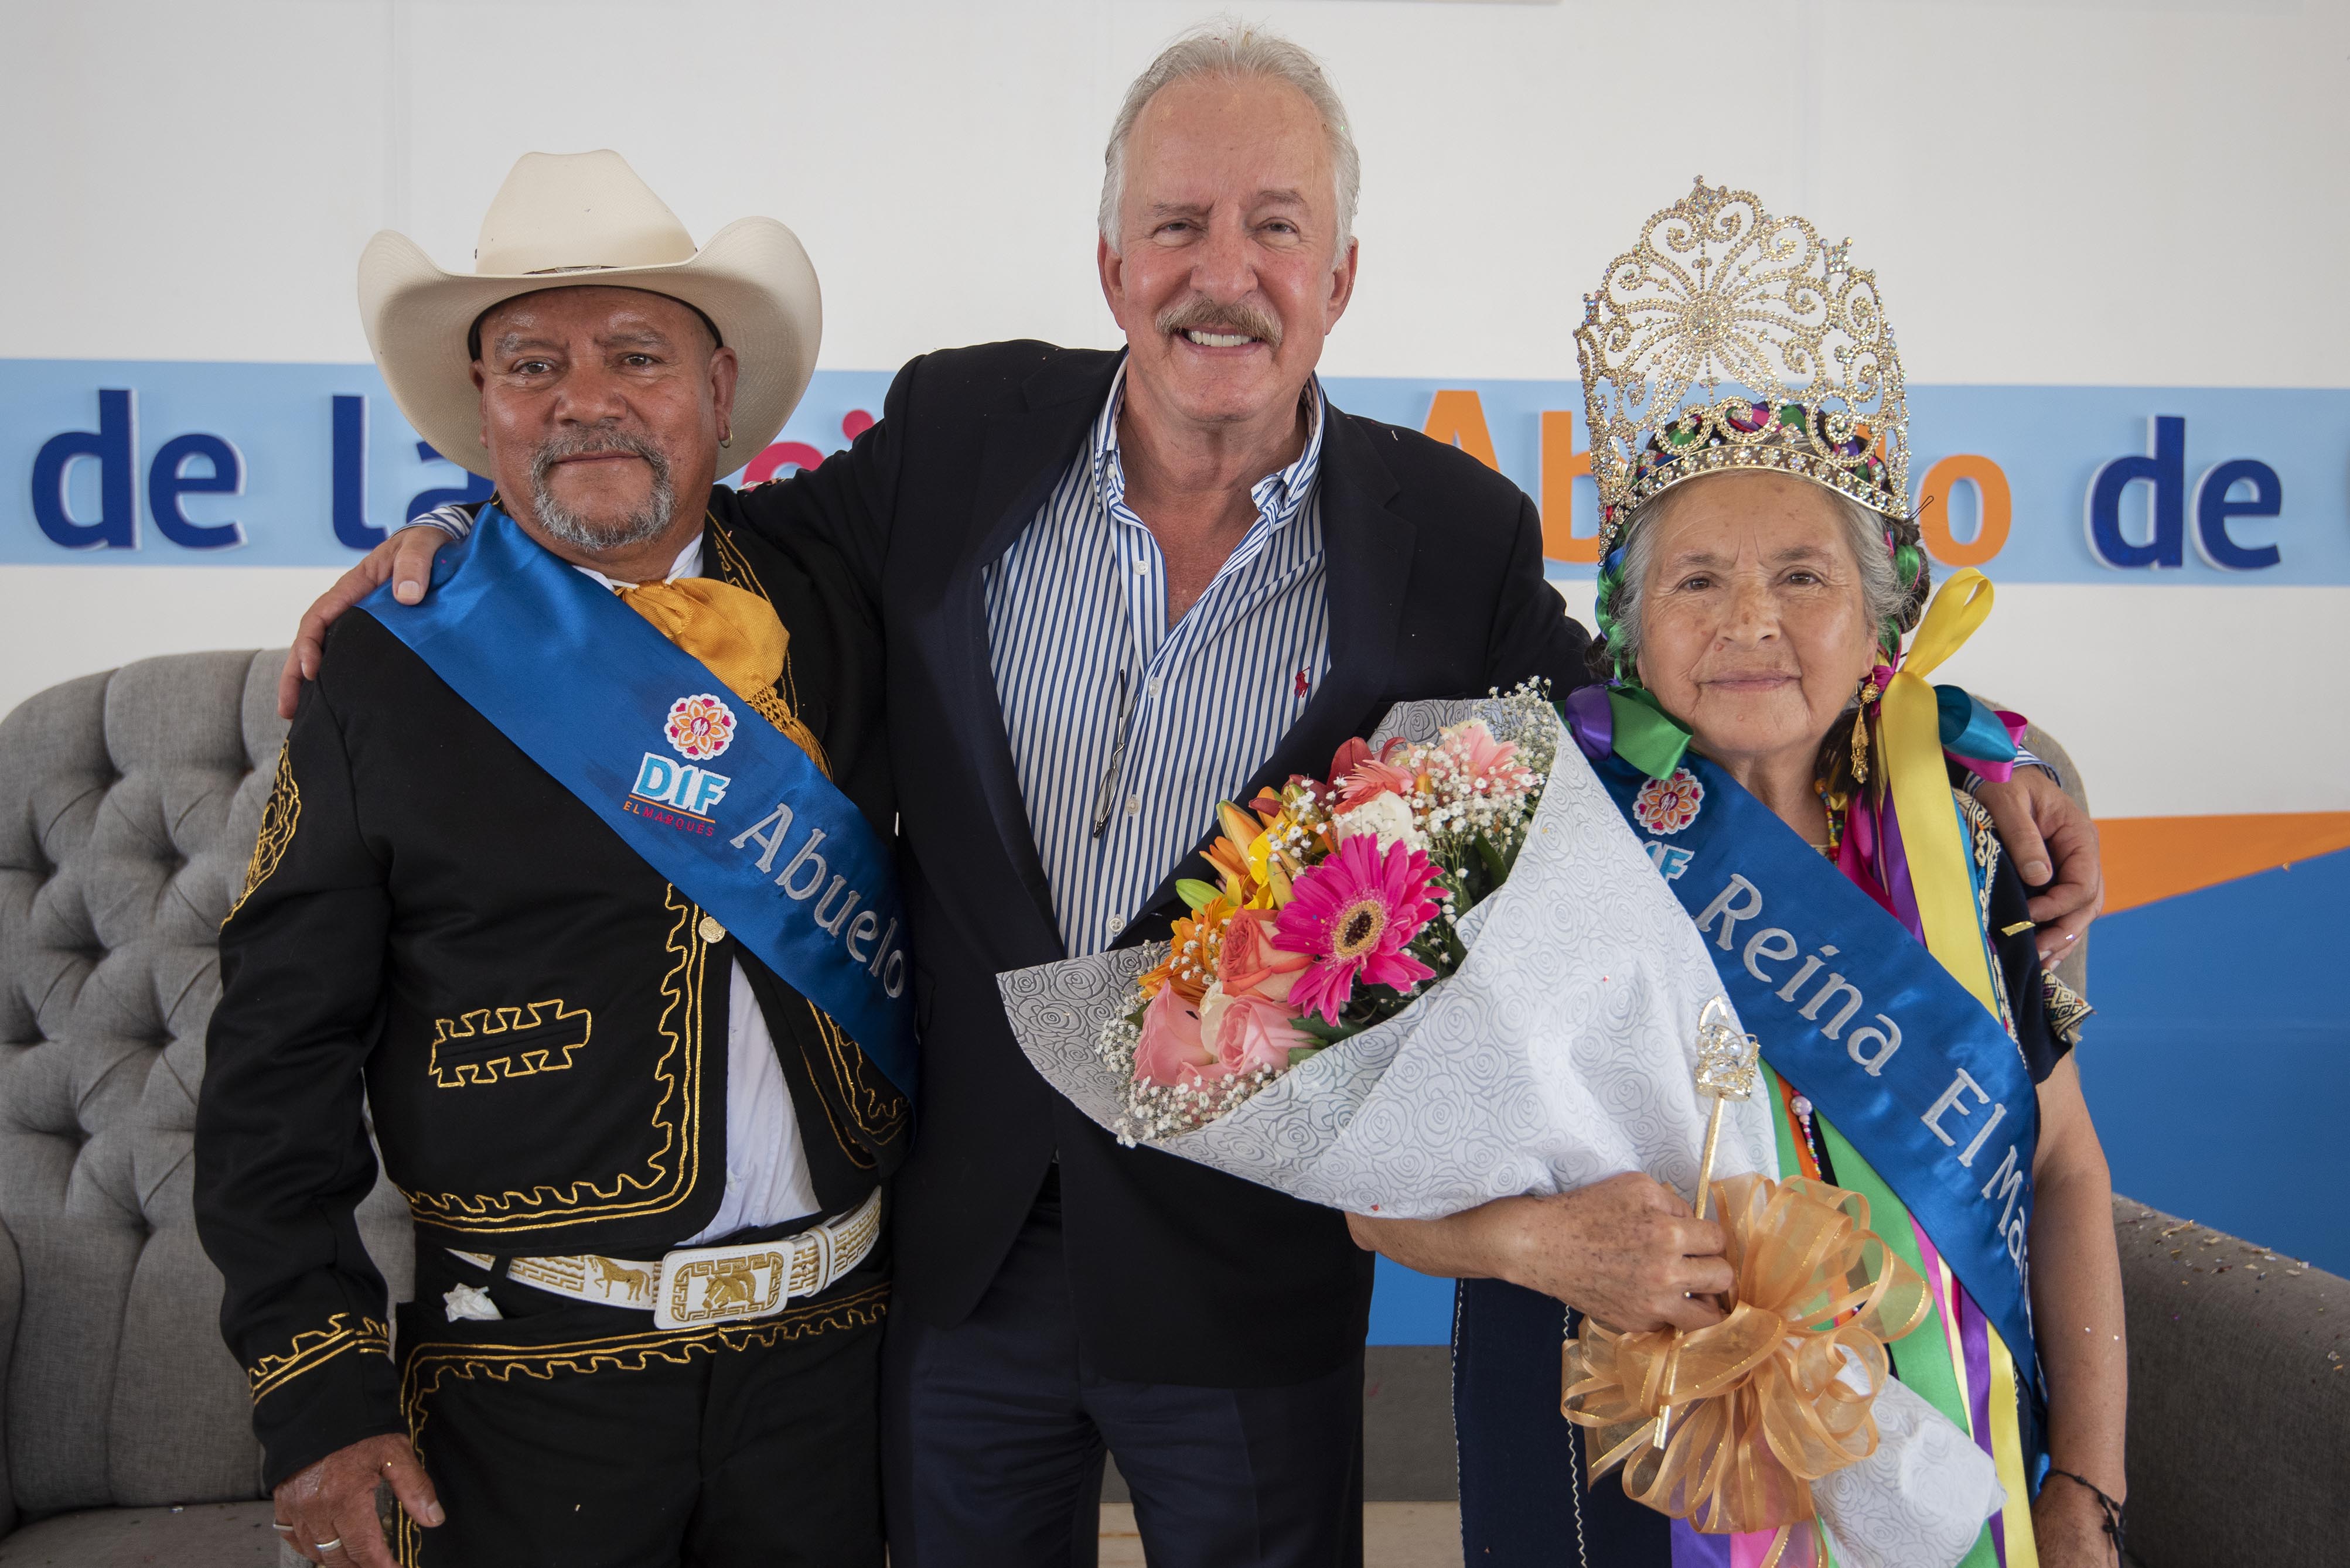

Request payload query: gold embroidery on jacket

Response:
[802,1003,908,1165]
[246,1312,391,1403]
[428,1000,593,1087]
[391,1283,889,1566]
[226,745,301,925]
[398,888,708,1234]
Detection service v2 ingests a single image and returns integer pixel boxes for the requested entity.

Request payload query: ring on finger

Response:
[272,1522,296,1536]
[314,1540,342,1555]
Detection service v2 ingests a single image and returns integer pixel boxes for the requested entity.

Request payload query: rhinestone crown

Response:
[1577,177,1911,563]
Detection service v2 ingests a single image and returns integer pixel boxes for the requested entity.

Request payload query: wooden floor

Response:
[1096,1504,1462,1567]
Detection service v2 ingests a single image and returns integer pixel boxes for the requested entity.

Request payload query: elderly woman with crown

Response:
[1440,185,2126,1567]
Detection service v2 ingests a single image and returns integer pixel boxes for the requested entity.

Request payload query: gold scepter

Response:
[1650,996,1762,1451]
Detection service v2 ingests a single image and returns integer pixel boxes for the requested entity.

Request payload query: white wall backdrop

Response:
[4,0,2346,814]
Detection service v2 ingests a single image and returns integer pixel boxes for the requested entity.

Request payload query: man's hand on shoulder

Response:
[274,1432,441,1567]
[278,527,446,719]
[1972,768,2104,963]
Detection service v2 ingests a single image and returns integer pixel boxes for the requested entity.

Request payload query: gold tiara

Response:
[1575,178,1909,562]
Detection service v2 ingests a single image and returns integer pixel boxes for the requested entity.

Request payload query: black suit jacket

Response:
[196,501,909,1484]
[737,341,1590,1386]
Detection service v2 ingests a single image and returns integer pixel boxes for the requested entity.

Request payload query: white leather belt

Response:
[451,1188,883,1331]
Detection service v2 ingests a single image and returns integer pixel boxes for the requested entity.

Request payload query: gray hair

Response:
[1098,20,1362,258]
[1609,479,1909,679]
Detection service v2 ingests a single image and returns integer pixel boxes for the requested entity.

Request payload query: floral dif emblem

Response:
[1633,767,1704,836]
[665,694,738,761]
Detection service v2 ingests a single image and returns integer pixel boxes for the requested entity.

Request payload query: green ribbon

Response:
[1608,686,1693,780]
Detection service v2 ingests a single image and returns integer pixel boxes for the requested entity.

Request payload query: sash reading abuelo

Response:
[357,506,917,1101]
[1585,740,2040,1394]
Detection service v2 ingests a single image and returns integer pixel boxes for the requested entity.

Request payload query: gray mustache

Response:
[1156,299,1283,348]
[531,431,671,487]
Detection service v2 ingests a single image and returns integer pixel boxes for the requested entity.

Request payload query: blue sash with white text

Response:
[1591,749,2039,1390]
[358,507,917,1100]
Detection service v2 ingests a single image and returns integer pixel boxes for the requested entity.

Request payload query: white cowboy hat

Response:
[357,149,821,480]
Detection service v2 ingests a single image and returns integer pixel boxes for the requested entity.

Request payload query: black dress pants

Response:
[391,1245,889,1567]
[881,1172,1366,1568]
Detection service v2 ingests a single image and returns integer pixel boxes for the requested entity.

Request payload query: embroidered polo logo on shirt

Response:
[629,696,736,836]
[429,999,594,1088]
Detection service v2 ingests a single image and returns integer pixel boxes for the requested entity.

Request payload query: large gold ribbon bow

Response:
[616,576,830,777]
[1563,1174,1935,1567]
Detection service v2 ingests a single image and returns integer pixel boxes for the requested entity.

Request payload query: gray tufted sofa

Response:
[0,650,2342,1564]
[0,651,409,1564]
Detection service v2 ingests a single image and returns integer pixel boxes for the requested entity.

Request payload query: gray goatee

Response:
[528,431,678,553]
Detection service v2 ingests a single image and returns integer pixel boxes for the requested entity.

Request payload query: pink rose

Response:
[1133,985,1221,1087]
[1200,988,1311,1077]
[1217,908,1309,1003]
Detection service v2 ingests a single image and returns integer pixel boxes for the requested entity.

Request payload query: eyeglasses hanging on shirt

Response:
[1090,660,1140,841]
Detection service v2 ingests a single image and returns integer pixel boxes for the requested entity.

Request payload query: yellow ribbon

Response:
[615,575,831,779]
[1876,567,1999,1015]
[1564,1174,1934,1567]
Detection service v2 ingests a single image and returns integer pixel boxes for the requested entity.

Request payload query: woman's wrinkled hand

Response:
[1348,1173,1733,1333]
[277,526,447,718]
[1498,1173,1734,1331]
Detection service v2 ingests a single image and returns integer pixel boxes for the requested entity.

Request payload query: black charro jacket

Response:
[195,496,909,1485]
[735,342,1592,1389]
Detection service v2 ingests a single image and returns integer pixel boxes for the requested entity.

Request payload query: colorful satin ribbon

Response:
[1937,687,2027,784]
[1564,1174,1935,1568]
[1869,567,2001,1016]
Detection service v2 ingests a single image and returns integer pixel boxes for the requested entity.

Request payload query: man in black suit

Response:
[285,25,2104,1567]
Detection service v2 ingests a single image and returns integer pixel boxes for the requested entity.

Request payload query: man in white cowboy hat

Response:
[196,149,910,1567]
[277,23,2106,1566]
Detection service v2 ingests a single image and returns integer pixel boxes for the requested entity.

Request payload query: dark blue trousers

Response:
[1453,1276,1671,1566]
[882,1176,1366,1567]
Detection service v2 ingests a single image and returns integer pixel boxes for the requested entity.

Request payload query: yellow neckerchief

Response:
[606,520,830,778]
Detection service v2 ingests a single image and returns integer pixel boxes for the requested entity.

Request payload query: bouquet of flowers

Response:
[999,686,1772,1217]
[1111,685,1550,1141]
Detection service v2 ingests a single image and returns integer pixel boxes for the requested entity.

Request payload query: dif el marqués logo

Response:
[626,694,736,836]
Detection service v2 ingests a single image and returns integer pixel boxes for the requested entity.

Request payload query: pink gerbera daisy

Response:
[1271,835,1442,1024]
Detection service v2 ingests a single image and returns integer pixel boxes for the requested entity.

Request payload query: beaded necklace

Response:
[1812,781,1848,859]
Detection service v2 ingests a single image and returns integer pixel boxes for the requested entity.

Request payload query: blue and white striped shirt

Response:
[984,362,1332,956]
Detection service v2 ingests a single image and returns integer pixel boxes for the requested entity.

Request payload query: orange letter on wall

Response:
[1540,411,1597,563]
[1917,455,2011,567]
[1423,390,1499,471]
